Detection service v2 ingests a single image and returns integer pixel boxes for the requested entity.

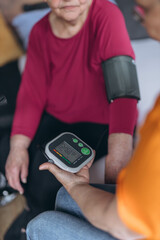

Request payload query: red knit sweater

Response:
[11,0,138,139]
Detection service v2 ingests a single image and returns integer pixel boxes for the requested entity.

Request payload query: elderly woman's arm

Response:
[5,134,31,194]
[105,133,133,183]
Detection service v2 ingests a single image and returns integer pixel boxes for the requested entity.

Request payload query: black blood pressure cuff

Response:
[102,56,141,103]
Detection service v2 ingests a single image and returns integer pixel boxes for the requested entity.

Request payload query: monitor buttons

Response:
[81,148,90,155]
[78,143,83,147]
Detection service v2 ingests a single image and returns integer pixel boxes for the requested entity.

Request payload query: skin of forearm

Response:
[106,197,144,240]
[105,133,133,183]
[69,184,142,240]
[10,134,31,150]
[69,183,114,231]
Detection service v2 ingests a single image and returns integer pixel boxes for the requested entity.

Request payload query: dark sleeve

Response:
[11,25,47,139]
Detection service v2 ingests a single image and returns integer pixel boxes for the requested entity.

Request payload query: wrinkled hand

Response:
[5,147,29,194]
[39,151,95,193]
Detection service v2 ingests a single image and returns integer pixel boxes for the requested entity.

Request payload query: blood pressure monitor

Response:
[45,132,94,173]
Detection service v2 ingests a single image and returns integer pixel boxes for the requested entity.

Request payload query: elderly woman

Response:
[0,0,139,238]
[26,0,160,239]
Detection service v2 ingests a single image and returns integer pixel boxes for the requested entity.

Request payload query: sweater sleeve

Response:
[11,25,47,139]
[109,98,138,135]
[98,3,138,135]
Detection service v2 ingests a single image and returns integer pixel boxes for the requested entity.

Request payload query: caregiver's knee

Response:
[55,187,70,210]
[26,211,53,239]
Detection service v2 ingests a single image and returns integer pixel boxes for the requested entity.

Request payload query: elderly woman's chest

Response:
[47,33,102,85]
[46,37,105,108]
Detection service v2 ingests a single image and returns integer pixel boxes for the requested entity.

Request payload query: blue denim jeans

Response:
[26,185,118,240]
